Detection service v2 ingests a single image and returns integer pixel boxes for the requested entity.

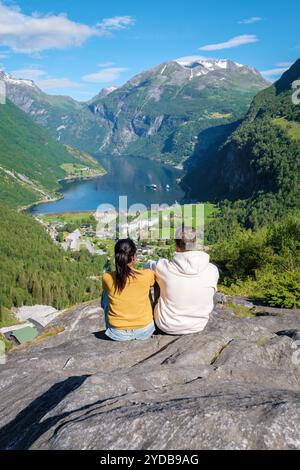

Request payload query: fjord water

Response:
[30,156,185,214]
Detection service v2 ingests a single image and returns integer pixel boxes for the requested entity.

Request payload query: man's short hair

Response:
[175,227,197,251]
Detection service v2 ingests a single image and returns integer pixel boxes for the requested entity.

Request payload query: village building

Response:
[64,229,81,251]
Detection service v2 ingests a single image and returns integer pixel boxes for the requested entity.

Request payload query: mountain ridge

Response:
[1,58,268,164]
[0,70,104,154]
[88,58,267,163]
[182,58,300,218]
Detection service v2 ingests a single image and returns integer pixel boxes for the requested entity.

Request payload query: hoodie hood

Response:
[171,251,210,276]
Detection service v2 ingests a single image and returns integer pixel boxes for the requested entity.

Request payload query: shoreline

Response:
[99,153,185,171]
[19,193,64,214]
[40,209,97,218]
[22,155,186,216]
[21,170,107,214]
[58,168,107,185]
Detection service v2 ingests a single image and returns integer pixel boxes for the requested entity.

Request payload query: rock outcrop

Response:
[0,299,300,450]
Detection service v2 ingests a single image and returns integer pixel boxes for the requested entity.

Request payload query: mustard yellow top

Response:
[102,269,155,330]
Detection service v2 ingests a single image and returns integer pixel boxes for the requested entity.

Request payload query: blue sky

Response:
[0,0,299,100]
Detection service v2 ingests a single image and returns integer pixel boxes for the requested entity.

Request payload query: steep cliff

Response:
[183,59,300,205]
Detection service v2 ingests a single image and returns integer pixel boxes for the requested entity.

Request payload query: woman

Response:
[101,239,156,341]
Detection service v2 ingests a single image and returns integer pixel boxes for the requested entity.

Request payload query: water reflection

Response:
[30,155,184,214]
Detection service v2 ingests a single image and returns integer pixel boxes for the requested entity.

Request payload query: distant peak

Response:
[105,86,118,94]
[98,86,118,97]
[175,56,244,70]
[0,70,35,88]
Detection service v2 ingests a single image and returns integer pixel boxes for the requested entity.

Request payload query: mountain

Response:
[89,86,118,101]
[183,59,300,214]
[88,58,268,164]
[2,59,268,165]
[0,97,104,208]
[0,71,104,154]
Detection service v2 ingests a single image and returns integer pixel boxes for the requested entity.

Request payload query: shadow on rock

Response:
[0,375,89,450]
[93,331,112,341]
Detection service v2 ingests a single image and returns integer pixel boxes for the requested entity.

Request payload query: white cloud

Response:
[11,68,46,80]
[260,67,289,78]
[0,3,135,54]
[82,67,128,83]
[199,35,258,51]
[0,52,7,59]
[36,78,82,90]
[239,17,262,24]
[97,16,135,35]
[176,55,213,64]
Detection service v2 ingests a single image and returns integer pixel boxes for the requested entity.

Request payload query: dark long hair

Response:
[114,239,137,292]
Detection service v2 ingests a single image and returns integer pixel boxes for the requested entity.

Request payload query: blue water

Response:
[30,155,185,214]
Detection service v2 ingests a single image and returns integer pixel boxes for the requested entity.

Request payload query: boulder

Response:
[0,300,299,450]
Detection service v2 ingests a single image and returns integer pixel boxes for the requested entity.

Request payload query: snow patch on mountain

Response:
[160,65,167,75]
[175,56,245,71]
[104,87,118,94]
[0,71,35,88]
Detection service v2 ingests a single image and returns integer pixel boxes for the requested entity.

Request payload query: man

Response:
[147,227,219,335]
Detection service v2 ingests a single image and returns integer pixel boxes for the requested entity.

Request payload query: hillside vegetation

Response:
[210,209,300,308]
[183,59,300,226]
[192,60,300,306]
[0,100,104,208]
[0,205,106,311]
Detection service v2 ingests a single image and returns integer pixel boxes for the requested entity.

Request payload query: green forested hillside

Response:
[0,205,105,311]
[0,99,103,208]
[191,60,300,306]
[0,100,70,188]
[210,209,300,308]
[183,59,300,227]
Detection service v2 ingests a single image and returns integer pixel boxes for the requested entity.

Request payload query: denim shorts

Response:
[105,321,156,342]
[101,291,156,342]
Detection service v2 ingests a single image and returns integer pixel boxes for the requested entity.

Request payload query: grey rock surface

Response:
[0,300,300,450]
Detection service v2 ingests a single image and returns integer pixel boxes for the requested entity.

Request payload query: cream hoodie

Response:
[148,251,219,335]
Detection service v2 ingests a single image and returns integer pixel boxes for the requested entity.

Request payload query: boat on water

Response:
[146,184,158,191]
[166,184,170,191]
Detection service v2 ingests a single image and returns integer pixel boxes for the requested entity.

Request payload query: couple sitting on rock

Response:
[101,227,219,341]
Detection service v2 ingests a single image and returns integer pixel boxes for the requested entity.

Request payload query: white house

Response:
[65,229,81,251]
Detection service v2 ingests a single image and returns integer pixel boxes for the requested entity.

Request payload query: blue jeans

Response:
[101,291,155,342]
